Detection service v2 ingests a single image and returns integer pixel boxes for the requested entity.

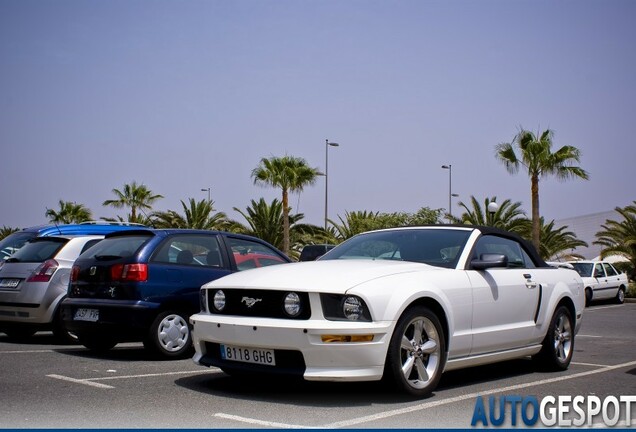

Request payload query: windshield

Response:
[7,237,68,263]
[321,228,472,269]
[571,263,593,278]
[0,232,37,261]
[78,235,151,260]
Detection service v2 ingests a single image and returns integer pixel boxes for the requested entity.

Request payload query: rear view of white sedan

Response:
[191,226,584,398]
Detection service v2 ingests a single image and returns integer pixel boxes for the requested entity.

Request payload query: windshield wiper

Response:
[5,257,20,263]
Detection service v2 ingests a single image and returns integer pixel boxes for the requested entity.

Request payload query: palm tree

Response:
[329,207,444,242]
[330,211,381,241]
[230,198,323,258]
[251,156,320,255]
[594,202,636,280]
[0,226,19,241]
[228,198,327,259]
[151,198,227,229]
[100,213,153,226]
[102,181,163,222]
[45,200,92,224]
[450,196,529,234]
[520,218,588,261]
[495,128,589,251]
[231,198,288,246]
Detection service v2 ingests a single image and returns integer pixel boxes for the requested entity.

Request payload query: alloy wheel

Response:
[552,312,572,363]
[399,316,441,390]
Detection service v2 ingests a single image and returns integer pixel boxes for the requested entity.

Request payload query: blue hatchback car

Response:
[61,229,290,358]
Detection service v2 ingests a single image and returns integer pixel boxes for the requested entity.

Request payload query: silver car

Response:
[0,235,104,341]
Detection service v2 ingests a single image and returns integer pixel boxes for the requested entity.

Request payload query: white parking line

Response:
[586,305,625,311]
[47,369,219,388]
[572,361,611,367]
[88,370,219,381]
[214,413,315,429]
[47,374,114,389]
[1,349,60,354]
[213,359,636,429]
[577,334,603,338]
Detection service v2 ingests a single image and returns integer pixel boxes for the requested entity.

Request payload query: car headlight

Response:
[284,292,301,317]
[343,296,364,320]
[320,294,372,322]
[213,290,226,311]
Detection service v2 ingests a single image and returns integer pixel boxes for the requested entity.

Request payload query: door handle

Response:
[525,282,538,289]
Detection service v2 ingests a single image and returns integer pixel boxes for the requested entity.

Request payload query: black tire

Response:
[584,288,593,307]
[79,335,118,352]
[52,308,79,344]
[143,311,192,359]
[615,287,626,304]
[534,306,574,371]
[383,306,446,398]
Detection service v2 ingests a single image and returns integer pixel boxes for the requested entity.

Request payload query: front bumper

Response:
[190,312,394,382]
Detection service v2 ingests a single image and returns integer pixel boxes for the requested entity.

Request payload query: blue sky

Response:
[1,0,635,229]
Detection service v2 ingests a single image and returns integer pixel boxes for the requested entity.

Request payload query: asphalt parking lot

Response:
[1,302,635,429]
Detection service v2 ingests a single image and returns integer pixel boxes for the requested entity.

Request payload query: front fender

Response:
[346,269,473,358]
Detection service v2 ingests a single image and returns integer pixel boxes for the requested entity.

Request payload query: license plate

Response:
[220,344,276,366]
[0,278,20,289]
[74,308,99,322]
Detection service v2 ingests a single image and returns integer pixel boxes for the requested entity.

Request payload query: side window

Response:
[594,263,605,278]
[226,237,286,271]
[151,235,225,268]
[473,235,532,269]
[603,263,618,277]
[80,239,102,255]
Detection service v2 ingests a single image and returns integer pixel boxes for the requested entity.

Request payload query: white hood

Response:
[203,259,442,294]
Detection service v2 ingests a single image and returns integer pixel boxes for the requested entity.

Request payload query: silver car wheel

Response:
[399,316,441,390]
[552,312,572,363]
[157,313,189,352]
[617,288,625,304]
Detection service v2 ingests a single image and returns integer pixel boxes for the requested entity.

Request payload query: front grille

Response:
[207,289,311,320]
[200,342,306,376]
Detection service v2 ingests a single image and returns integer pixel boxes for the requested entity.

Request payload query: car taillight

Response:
[71,265,80,282]
[27,259,59,282]
[110,263,148,282]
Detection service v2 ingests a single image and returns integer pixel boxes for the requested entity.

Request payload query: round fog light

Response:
[284,292,301,317]
[213,290,226,311]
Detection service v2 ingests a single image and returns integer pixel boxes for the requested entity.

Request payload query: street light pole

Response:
[200,187,211,202]
[325,139,339,230]
[441,165,453,218]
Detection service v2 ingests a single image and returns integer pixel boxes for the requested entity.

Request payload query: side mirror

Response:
[471,253,509,270]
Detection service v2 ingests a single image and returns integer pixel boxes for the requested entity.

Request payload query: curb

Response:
[625,298,636,303]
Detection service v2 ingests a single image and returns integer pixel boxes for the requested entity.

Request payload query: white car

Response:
[567,260,629,306]
[191,226,584,397]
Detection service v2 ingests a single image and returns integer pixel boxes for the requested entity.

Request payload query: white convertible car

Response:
[191,226,584,397]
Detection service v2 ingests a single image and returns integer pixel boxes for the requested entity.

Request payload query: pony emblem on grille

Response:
[241,297,262,308]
